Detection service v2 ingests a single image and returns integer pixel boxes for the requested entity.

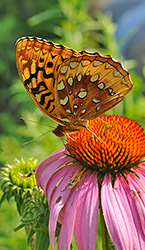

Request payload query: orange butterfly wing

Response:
[55,52,132,124]
[15,36,80,126]
[15,36,133,137]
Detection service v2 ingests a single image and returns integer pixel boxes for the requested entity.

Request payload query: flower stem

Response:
[34,231,49,250]
[99,196,111,250]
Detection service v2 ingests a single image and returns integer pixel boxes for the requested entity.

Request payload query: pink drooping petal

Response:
[126,172,145,236]
[135,163,145,181]
[46,164,77,205]
[139,162,145,170]
[34,149,72,192]
[74,173,99,250]
[57,186,81,250]
[48,164,81,250]
[47,163,80,206]
[101,174,145,250]
[34,148,66,173]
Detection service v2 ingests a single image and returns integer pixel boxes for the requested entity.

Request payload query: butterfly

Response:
[15,36,133,137]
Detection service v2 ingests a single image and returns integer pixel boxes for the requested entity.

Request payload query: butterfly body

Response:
[15,36,133,137]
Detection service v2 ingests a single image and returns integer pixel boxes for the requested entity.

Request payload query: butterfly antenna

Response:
[22,130,53,146]
[20,117,55,129]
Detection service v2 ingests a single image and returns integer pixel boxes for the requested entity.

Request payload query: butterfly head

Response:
[53,125,66,137]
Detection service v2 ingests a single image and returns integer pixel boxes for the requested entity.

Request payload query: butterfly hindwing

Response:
[55,53,132,122]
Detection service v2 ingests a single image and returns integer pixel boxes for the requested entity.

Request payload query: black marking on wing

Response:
[49,104,55,113]
[24,65,54,88]
[45,98,55,110]
[56,64,60,71]
[51,54,57,59]
[61,55,66,62]
[53,78,55,88]
[39,92,53,105]
[24,72,37,87]
[40,58,44,62]
[47,62,53,68]
[31,81,47,95]
[24,66,43,88]
[43,70,54,79]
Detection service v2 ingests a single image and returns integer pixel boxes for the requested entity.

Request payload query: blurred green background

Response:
[0,0,145,249]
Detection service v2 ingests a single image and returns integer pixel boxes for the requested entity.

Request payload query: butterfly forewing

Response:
[15,36,80,125]
[15,36,133,136]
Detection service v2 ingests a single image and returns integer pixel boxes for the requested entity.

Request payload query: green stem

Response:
[34,231,50,250]
[99,196,111,250]
[25,225,35,250]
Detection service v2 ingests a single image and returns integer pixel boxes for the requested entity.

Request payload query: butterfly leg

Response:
[86,125,108,147]
[67,133,79,143]
[86,127,101,141]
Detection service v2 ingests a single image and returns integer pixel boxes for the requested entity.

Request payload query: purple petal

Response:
[74,173,99,250]
[135,163,145,181]
[48,164,81,250]
[34,148,66,173]
[47,163,80,205]
[57,186,81,250]
[101,174,145,250]
[34,149,72,192]
[126,172,145,236]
